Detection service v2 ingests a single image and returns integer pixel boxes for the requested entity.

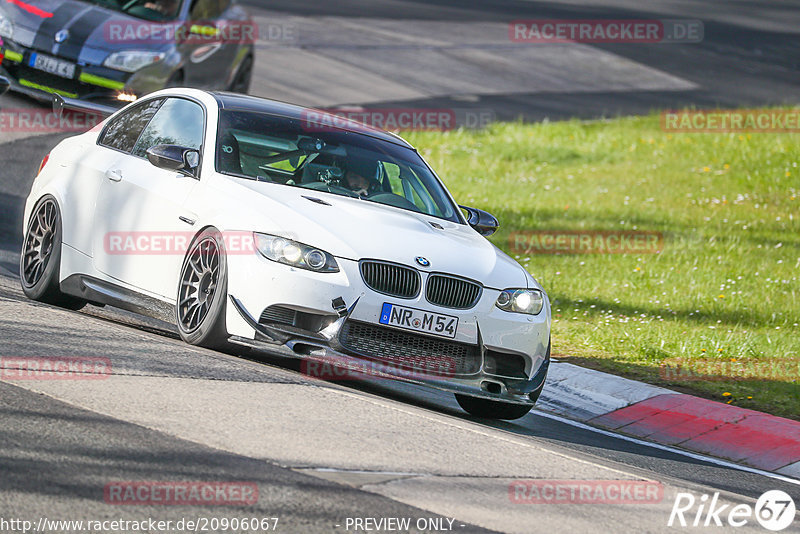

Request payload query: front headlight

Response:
[496,289,544,315]
[0,12,14,40]
[103,50,165,73]
[254,233,339,273]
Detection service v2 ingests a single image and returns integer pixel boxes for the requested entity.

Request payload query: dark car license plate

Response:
[29,53,76,79]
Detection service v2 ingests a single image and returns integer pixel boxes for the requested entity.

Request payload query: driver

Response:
[143,0,180,17]
[344,170,375,197]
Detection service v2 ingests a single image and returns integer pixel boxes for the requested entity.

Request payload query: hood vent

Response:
[302,196,332,206]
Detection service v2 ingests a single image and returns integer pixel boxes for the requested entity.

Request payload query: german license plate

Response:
[29,53,76,79]
[379,303,458,339]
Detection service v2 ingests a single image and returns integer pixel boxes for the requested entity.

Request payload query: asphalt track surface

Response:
[1,0,799,532]
[237,0,800,120]
[1,272,799,532]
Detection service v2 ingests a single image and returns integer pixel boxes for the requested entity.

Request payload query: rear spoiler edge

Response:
[52,94,117,119]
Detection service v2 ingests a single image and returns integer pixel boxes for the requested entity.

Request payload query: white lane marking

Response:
[303,468,423,476]
[533,410,800,487]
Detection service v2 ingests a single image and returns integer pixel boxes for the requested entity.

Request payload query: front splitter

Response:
[229,294,548,406]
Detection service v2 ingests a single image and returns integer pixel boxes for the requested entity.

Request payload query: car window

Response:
[382,162,403,194]
[190,0,230,19]
[216,110,460,222]
[99,99,164,154]
[86,0,184,21]
[132,98,205,159]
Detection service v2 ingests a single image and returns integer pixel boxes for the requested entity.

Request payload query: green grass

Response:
[402,114,800,419]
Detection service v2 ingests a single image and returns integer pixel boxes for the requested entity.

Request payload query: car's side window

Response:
[131,98,205,159]
[190,0,230,19]
[381,162,404,195]
[98,99,164,154]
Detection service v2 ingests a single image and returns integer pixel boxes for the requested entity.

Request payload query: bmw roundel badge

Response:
[415,257,430,267]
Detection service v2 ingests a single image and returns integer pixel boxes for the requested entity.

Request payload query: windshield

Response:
[87,0,183,21]
[216,110,461,222]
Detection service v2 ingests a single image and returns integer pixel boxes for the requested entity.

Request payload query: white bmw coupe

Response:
[21,89,551,419]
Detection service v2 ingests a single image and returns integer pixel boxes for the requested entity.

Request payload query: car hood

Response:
[227,180,529,289]
[3,0,173,61]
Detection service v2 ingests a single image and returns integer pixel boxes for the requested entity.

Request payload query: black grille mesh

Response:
[426,274,482,309]
[339,320,481,376]
[259,305,296,325]
[360,261,420,299]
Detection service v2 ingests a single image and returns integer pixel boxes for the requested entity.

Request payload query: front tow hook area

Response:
[229,295,287,344]
[505,356,550,401]
[228,295,359,348]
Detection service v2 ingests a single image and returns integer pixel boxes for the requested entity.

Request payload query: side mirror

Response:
[0,76,10,96]
[175,22,218,43]
[460,205,499,236]
[146,145,200,175]
[189,22,220,39]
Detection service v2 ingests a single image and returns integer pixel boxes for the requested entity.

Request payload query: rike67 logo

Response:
[669,490,796,531]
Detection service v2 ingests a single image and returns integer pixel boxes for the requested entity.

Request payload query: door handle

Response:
[105,169,122,182]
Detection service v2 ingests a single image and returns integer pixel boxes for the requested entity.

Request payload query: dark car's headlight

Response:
[254,233,339,273]
[496,289,544,315]
[103,51,165,73]
[0,12,13,40]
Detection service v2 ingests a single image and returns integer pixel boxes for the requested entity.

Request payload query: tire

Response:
[228,55,252,94]
[19,196,86,310]
[166,69,184,88]
[455,394,534,420]
[176,227,229,350]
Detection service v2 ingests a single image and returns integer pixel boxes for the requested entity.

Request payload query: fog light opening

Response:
[481,381,502,395]
[291,343,323,357]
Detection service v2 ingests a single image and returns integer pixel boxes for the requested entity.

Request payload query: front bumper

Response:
[225,254,551,405]
[0,53,129,106]
[228,296,549,405]
[0,41,164,107]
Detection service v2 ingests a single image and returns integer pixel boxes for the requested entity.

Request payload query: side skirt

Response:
[60,274,174,323]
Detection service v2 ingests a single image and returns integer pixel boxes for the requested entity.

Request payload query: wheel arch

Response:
[22,189,68,243]
[23,134,99,248]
